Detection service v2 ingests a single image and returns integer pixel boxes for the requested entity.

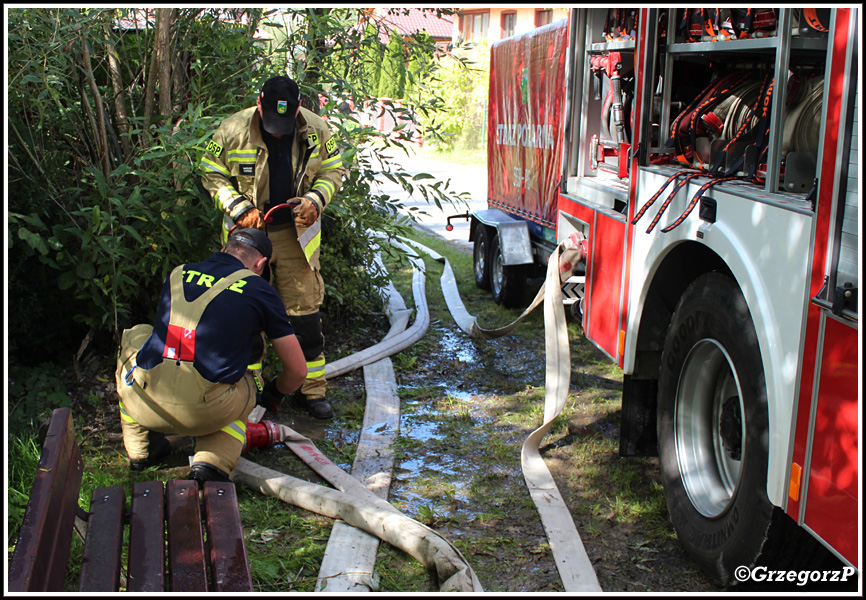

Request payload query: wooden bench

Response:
[8,407,253,592]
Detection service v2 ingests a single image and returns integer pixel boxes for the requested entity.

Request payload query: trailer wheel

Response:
[490,233,526,308]
[473,225,492,290]
[657,273,774,586]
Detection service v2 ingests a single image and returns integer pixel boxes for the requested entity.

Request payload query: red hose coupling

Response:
[243,420,281,454]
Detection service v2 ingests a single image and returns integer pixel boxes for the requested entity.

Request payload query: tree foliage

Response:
[7,7,466,369]
[417,43,491,151]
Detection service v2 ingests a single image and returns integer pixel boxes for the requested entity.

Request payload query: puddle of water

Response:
[400,416,442,444]
[437,327,479,364]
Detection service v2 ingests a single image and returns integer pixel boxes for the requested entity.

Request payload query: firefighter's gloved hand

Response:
[235,207,264,230]
[257,378,285,413]
[293,197,319,228]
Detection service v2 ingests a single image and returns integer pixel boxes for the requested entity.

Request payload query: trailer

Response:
[470,8,859,586]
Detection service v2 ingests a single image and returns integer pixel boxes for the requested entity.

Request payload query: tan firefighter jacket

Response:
[200,106,346,269]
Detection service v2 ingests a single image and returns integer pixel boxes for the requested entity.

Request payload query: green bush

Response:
[7,7,464,368]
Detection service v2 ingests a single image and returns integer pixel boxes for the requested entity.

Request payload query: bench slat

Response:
[166,480,208,591]
[79,485,125,591]
[12,408,251,594]
[9,407,84,592]
[203,482,254,591]
[128,481,166,592]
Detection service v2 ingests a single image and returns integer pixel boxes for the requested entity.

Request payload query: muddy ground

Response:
[63,231,853,594]
[321,325,719,593]
[278,234,723,594]
[67,238,719,594]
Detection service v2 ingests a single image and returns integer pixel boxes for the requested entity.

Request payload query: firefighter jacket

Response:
[199,106,346,269]
[135,252,294,384]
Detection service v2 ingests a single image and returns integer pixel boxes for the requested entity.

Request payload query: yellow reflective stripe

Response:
[221,216,233,243]
[201,156,231,177]
[312,179,335,201]
[215,186,240,208]
[222,419,247,444]
[304,234,321,261]
[119,401,137,424]
[299,220,322,261]
[320,154,343,170]
[228,149,258,162]
[306,358,326,379]
[247,363,262,371]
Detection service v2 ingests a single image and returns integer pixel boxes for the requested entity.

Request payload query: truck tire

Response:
[490,233,526,308]
[657,273,774,587]
[473,225,492,290]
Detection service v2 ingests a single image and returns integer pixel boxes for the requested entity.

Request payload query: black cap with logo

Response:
[259,76,301,136]
[229,228,273,261]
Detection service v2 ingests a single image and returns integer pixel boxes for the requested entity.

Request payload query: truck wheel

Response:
[473,225,492,290]
[657,273,773,586]
[490,233,526,308]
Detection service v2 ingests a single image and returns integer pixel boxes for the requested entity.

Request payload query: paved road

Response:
[372,151,488,252]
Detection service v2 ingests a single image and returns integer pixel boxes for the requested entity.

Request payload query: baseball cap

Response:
[229,228,273,261]
[259,76,301,136]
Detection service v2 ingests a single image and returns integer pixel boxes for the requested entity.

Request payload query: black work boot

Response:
[293,391,334,420]
[188,462,231,485]
[129,431,172,471]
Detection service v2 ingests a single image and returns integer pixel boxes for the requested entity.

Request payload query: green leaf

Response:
[76,262,96,280]
[17,228,49,255]
[57,271,77,290]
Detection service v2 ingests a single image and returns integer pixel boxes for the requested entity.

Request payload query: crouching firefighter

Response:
[114,229,307,485]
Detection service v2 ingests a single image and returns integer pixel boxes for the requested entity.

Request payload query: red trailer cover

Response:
[488,19,569,227]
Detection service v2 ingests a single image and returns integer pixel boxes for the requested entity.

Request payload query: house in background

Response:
[363,8,454,51]
[453,7,569,44]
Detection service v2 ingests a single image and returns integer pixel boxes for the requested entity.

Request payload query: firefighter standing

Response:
[114,229,307,484]
[200,76,346,419]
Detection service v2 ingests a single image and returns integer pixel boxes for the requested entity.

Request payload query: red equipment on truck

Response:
[468,8,859,586]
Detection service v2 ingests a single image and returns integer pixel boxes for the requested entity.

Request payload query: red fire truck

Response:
[468,8,859,586]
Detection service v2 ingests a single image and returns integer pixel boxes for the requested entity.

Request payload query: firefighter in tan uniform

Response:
[200,76,345,419]
[115,230,307,484]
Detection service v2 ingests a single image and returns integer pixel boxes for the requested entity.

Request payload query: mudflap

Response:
[619,374,659,457]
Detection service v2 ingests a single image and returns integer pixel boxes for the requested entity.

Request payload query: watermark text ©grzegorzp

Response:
[735,565,857,586]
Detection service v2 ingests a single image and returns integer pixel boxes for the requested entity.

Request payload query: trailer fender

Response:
[470,210,534,266]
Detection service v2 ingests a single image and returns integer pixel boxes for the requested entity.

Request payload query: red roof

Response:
[374,8,453,41]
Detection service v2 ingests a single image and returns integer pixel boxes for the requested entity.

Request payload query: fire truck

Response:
[468,8,859,586]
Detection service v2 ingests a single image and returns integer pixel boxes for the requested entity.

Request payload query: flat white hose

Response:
[241,232,600,592]
[324,240,429,379]
[405,236,602,592]
[232,455,483,592]
[241,238,482,592]
[315,252,409,593]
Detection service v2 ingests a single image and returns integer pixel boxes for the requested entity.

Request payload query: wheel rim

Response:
[675,339,745,518]
[474,236,487,280]
[491,248,504,295]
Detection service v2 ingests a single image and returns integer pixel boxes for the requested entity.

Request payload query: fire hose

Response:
[231,233,600,592]
[235,239,486,592]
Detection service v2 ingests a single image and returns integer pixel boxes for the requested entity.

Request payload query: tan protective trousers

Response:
[115,324,255,474]
[268,226,327,399]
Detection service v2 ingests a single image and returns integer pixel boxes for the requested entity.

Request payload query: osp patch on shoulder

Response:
[206,139,223,157]
[326,137,338,155]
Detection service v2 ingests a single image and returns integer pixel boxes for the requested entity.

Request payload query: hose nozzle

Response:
[243,420,282,454]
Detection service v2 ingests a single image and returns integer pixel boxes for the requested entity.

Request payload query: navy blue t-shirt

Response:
[137,252,293,383]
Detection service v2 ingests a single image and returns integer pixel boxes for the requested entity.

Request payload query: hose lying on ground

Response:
[241,238,483,592]
[314,251,409,593]
[404,235,602,592]
[239,232,600,592]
